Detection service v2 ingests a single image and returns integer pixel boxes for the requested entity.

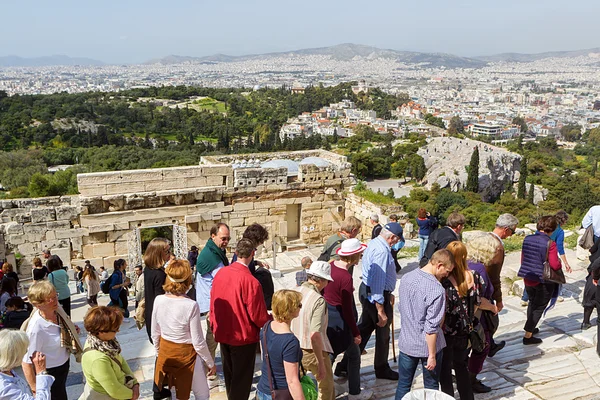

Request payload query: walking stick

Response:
[391,313,397,363]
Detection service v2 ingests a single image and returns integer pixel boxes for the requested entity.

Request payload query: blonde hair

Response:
[446,241,470,298]
[143,237,170,270]
[163,259,193,295]
[272,290,302,323]
[466,234,500,266]
[0,330,29,370]
[27,280,57,305]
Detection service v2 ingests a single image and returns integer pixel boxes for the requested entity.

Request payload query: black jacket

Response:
[371,224,383,240]
[419,226,460,267]
[143,267,166,342]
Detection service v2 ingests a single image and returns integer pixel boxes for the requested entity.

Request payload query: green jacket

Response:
[196,238,229,275]
[81,346,137,399]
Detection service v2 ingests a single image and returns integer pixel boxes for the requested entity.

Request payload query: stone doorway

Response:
[126,224,188,269]
[286,204,301,240]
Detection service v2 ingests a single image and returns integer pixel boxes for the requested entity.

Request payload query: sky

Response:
[1,0,599,64]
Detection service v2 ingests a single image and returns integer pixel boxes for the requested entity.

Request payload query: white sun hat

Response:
[336,238,367,257]
[307,261,334,281]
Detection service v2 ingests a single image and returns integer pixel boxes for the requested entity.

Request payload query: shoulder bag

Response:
[579,224,595,250]
[542,240,566,284]
[261,321,294,400]
[459,283,486,353]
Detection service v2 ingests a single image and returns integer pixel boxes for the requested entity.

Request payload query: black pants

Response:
[47,359,70,400]
[58,297,71,317]
[524,282,555,332]
[87,294,98,307]
[440,335,473,400]
[220,342,257,400]
[340,283,393,373]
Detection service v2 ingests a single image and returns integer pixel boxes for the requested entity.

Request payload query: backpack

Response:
[101,274,111,294]
[317,238,344,262]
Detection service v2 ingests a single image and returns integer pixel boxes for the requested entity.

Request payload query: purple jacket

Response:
[468,261,493,300]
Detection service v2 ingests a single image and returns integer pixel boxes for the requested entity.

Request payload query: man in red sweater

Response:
[210,238,271,400]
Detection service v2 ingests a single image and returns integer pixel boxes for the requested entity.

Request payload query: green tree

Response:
[528,183,535,204]
[28,173,51,197]
[517,157,528,199]
[466,146,480,192]
[512,116,528,133]
[448,116,464,135]
[560,124,581,142]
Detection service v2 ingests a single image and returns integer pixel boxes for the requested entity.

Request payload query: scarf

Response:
[195,238,229,276]
[21,307,83,363]
[86,333,122,360]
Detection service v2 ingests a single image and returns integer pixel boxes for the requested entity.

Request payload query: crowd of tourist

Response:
[1,205,599,400]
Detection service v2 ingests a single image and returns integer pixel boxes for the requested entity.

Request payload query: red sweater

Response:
[323,262,360,337]
[210,261,271,346]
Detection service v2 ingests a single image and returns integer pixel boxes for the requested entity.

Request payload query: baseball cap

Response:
[385,222,403,237]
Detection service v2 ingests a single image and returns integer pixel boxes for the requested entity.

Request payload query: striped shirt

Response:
[290,282,333,354]
[397,268,446,358]
[361,236,397,304]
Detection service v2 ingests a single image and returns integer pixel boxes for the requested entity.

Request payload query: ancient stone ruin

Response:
[0,150,354,277]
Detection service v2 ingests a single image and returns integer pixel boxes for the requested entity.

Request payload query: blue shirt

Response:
[257,322,302,394]
[397,268,446,358]
[108,270,124,300]
[416,217,433,236]
[196,263,224,313]
[583,205,600,237]
[550,225,565,256]
[361,236,396,304]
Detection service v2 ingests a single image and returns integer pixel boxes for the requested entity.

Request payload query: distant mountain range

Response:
[3,44,600,68]
[145,43,488,68]
[0,55,104,67]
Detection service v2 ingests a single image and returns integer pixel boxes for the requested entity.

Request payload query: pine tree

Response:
[517,157,528,199]
[527,183,535,204]
[466,146,480,192]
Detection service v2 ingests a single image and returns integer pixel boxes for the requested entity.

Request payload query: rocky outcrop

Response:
[417,137,521,201]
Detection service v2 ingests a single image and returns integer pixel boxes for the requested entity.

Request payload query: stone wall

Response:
[344,193,407,240]
[2,150,355,278]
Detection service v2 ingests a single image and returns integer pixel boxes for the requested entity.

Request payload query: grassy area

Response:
[398,246,419,259]
[353,188,398,205]
[504,235,525,253]
[564,233,579,250]
[191,97,227,112]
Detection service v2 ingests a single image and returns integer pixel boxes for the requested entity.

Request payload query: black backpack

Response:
[100,274,112,294]
[318,238,344,262]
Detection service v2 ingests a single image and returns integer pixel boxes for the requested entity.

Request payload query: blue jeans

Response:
[418,235,429,261]
[256,390,272,400]
[395,351,443,400]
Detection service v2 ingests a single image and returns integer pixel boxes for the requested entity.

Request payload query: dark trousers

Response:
[58,297,71,317]
[583,306,600,355]
[47,359,70,400]
[524,283,555,332]
[221,342,257,400]
[468,329,491,375]
[340,283,393,372]
[86,294,98,307]
[331,342,361,395]
[440,335,473,400]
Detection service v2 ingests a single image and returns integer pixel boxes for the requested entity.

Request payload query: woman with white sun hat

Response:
[323,238,373,400]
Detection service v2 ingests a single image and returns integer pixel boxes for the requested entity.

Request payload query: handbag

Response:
[299,366,318,400]
[261,322,294,400]
[481,310,499,335]
[542,240,566,284]
[579,224,595,250]
[461,285,486,353]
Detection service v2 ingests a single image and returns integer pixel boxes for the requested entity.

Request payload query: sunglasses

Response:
[298,303,303,309]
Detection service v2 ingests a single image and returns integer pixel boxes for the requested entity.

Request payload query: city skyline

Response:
[1,0,599,64]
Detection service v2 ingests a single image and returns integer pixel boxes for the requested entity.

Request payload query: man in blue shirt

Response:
[582,205,600,241]
[337,222,403,380]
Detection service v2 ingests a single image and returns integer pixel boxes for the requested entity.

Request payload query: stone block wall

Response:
[344,193,405,240]
[3,150,356,278]
[0,196,85,277]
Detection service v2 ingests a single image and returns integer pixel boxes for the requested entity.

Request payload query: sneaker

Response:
[472,380,492,393]
[523,336,543,345]
[207,373,217,381]
[557,296,564,302]
[521,300,528,307]
[334,382,347,397]
[488,340,506,357]
[349,389,374,400]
